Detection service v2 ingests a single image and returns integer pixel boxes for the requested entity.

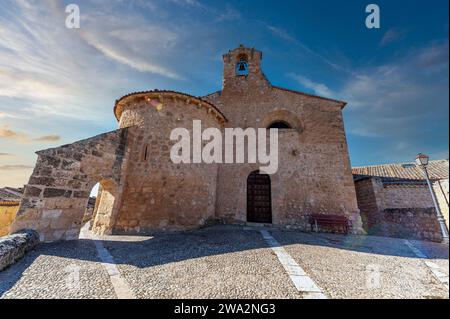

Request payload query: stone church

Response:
[11,46,363,241]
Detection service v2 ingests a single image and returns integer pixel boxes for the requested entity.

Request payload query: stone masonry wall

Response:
[204,46,363,233]
[433,179,449,228]
[374,208,442,242]
[113,92,224,233]
[353,178,379,231]
[13,46,365,240]
[380,184,434,209]
[10,129,131,241]
[354,177,443,241]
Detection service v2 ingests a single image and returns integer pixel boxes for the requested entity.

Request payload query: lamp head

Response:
[416,153,429,167]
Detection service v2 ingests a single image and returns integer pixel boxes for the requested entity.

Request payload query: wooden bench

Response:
[309,214,351,234]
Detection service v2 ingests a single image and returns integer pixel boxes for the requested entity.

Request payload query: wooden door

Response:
[247,171,272,223]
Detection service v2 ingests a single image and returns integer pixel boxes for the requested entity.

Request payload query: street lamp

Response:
[416,153,449,244]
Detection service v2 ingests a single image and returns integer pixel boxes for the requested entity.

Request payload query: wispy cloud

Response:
[0,152,13,156]
[0,0,114,120]
[380,28,406,46]
[264,23,357,76]
[0,164,33,171]
[81,31,183,79]
[215,4,242,22]
[265,24,297,43]
[32,135,61,142]
[0,0,447,177]
[288,73,334,98]
[168,0,204,8]
[417,41,449,69]
[0,126,61,143]
[288,41,449,146]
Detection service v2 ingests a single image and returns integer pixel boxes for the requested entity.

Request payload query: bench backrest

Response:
[310,214,348,223]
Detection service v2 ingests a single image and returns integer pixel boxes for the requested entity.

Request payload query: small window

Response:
[142,145,148,161]
[267,121,292,129]
[236,55,249,76]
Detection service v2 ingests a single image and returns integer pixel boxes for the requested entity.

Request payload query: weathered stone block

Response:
[42,209,62,219]
[73,190,89,198]
[43,188,71,198]
[67,179,82,189]
[0,230,39,271]
[40,155,61,168]
[24,185,42,197]
[29,176,55,187]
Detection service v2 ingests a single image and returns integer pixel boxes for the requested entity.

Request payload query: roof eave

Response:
[272,86,347,108]
[113,90,228,123]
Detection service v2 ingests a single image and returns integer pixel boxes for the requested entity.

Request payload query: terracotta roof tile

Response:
[0,187,23,202]
[272,86,347,108]
[352,159,449,182]
[114,89,227,122]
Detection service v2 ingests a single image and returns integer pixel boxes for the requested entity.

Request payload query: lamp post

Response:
[416,153,449,244]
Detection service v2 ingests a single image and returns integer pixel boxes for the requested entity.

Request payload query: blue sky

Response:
[0,0,448,187]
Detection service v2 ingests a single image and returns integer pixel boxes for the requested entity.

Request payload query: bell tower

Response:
[222,45,269,94]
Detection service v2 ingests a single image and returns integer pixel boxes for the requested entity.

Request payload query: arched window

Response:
[267,121,292,129]
[236,54,249,76]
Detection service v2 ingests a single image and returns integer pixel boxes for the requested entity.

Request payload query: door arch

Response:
[247,170,272,223]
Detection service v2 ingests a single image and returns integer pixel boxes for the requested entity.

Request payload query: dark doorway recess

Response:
[247,170,272,223]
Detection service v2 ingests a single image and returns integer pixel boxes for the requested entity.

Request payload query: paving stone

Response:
[1,226,448,299]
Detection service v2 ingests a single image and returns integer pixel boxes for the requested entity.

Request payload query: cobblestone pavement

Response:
[0,240,116,299]
[271,230,449,299]
[1,225,448,299]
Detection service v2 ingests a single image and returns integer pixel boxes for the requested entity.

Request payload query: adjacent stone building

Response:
[353,159,449,242]
[0,187,22,236]
[11,46,363,241]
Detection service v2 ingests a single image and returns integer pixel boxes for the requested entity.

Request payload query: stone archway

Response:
[261,109,302,132]
[90,179,118,234]
[10,128,131,241]
[247,170,272,224]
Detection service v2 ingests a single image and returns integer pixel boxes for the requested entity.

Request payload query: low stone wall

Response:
[354,177,445,242]
[365,208,443,242]
[0,229,39,271]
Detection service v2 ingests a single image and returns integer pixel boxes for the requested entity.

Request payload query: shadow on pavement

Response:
[1,225,448,297]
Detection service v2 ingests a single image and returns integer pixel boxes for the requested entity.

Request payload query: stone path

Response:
[271,230,449,299]
[404,239,449,291]
[0,225,448,299]
[92,239,135,299]
[260,229,326,299]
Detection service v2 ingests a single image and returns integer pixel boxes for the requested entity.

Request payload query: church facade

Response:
[11,46,363,241]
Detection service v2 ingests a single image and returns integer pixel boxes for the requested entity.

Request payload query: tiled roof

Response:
[271,86,347,108]
[0,187,23,202]
[114,89,227,122]
[202,87,347,108]
[352,159,449,182]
